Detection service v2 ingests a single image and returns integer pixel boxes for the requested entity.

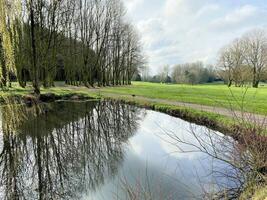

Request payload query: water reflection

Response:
[88,110,242,200]
[0,100,244,200]
[0,101,141,200]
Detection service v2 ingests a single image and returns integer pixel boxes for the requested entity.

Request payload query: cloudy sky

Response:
[122,0,267,74]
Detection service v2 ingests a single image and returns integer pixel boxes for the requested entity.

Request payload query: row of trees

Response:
[0,0,144,94]
[138,29,267,87]
[172,62,216,84]
[218,29,267,88]
[138,62,217,84]
[148,65,172,83]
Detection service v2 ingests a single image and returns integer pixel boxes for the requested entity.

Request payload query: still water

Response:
[0,101,241,200]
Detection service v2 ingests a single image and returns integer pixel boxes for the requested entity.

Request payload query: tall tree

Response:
[0,0,20,87]
[1,0,144,93]
[243,30,267,88]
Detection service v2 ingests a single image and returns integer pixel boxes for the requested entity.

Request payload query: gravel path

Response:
[98,92,267,127]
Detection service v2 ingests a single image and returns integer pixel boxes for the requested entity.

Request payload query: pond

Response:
[0,100,243,200]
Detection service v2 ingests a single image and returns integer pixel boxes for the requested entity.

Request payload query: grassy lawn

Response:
[1,81,267,115]
[0,82,99,99]
[100,82,267,115]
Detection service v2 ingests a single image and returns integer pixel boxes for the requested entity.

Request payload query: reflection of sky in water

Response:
[85,110,235,200]
[0,102,238,200]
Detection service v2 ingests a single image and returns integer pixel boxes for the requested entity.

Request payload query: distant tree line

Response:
[136,29,267,88]
[0,0,144,94]
[218,29,267,88]
[136,62,217,84]
[171,62,217,84]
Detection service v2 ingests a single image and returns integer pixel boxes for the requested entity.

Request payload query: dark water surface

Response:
[0,101,240,200]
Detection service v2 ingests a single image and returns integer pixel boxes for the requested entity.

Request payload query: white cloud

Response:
[210,5,260,31]
[124,0,144,13]
[127,0,267,74]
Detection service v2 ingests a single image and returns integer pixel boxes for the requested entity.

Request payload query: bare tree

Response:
[218,45,235,87]
[243,29,267,88]
[0,0,144,93]
[217,29,267,88]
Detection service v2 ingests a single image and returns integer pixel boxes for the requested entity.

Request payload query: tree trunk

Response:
[30,1,40,95]
[227,79,232,87]
[253,80,259,88]
[0,36,7,87]
[252,66,258,88]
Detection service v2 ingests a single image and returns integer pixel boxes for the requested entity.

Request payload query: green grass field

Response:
[100,82,267,115]
[1,81,267,115]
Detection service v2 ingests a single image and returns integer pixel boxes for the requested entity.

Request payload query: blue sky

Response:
[123,0,267,74]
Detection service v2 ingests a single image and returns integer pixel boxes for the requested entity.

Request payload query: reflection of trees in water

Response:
[0,100,141,200]
[162,125,253,199]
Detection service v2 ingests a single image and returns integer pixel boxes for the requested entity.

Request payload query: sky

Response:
[122,0,267,74]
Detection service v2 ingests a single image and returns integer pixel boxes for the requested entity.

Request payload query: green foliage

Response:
[0,0,20,86]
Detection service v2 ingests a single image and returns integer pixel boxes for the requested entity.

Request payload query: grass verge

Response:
[100,82,267,115]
